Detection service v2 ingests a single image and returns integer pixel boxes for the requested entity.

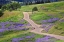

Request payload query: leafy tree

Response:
[32,7,38,14]
[32,7,38,12]
[1,2,21,11]
[1,5,7,11]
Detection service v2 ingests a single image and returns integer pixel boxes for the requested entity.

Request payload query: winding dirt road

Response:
[23,12,64,40]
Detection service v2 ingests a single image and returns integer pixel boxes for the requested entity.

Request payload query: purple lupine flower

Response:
[0,29,5,32]
[60,19,64,22]
[12,35,34,42]
[18,38,24,41]
[52,18,59,21]
[25,34,35,39]
[12,38,19,42]
[0,20,30,32]
[41,23,54,32]
[35,38,42,42]
[47,19,53,23]
[42,20,47,23]
[35,36,53,42]
[14,23,23,26]
[42,18,59,23]
[25,36,33,39]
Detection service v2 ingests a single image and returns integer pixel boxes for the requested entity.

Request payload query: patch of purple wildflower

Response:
[41,23,54,32]
[0,20,30,32]
[42,18,59,23]
[11,33,58,42]
[12,35,35,42]
[60,19,64,22]
[35,36,56,42]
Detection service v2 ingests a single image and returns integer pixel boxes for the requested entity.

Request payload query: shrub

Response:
[32,7,38,12]
[0,10,3,17]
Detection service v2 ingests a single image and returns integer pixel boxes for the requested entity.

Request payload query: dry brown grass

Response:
[0,10,23,22]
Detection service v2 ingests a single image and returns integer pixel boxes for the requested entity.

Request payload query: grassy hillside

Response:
[0,1,64,42]
[48,22,64,36]
[20,1,64,36]
[20,1,64,24]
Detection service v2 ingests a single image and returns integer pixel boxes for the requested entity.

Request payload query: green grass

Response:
[0,1,64,42]
[30,12,52,24]
[48,22,64,36]
[20,4,42,12]
[20,1,64,36]
[1,32,64,42]
[56,40,64,42]
[0,32,44,42]
[31,12,51,21]
[15,32,44,39]
[20,1,64,24]
[0,30,29,42]
[20,1,64,12]
[0,10,23,22]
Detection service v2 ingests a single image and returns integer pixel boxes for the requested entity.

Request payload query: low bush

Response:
[32,7,38,12]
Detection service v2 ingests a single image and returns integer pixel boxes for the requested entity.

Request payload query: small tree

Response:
[32,7,38,11]
[32,7,38,14]
[0,10,3,17]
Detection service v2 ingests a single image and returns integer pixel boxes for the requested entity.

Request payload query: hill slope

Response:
[20,1,64,36]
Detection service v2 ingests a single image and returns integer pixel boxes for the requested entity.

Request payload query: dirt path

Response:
[23,12,64,40]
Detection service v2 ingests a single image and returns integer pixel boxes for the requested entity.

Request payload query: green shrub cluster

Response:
[1,2,21,11]
[32,7,38,12]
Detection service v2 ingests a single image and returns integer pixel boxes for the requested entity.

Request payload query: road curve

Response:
[23,12,64,40]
